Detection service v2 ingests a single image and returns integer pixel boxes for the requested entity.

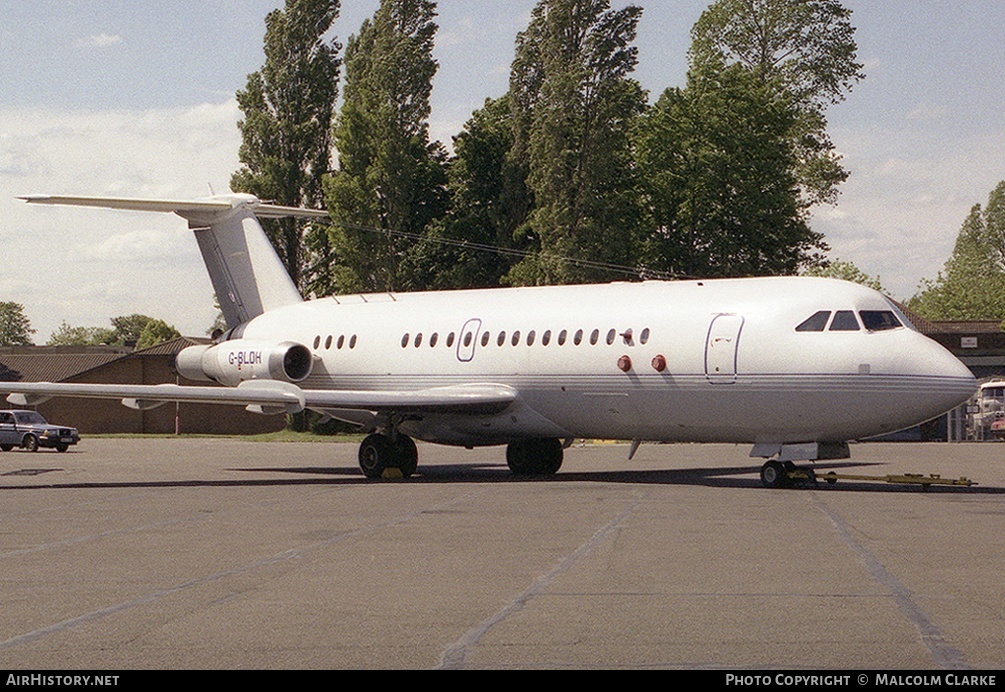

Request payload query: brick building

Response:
[0,338,285,435]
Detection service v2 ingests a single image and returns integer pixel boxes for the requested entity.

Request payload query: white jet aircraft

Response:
[3,194,977,487]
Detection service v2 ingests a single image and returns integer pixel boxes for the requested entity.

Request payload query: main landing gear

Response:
[358,433,418,479]
[355,434,566,480]
[506,438,564,476]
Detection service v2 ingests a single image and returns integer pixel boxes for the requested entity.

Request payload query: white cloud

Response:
[0,101,243,342]
[75,33,122,49]
[813,123,1005,301]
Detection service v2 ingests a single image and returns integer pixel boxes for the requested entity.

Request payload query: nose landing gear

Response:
[759,460,793,488]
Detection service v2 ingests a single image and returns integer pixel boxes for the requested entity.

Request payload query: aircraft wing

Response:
[0,381,517,416]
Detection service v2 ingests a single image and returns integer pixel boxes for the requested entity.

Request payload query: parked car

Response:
[0,410,80,452]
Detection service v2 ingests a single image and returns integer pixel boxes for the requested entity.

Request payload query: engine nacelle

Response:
[175,340,313,387]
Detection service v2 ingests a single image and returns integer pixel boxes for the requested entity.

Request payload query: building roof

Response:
[0,345,130,383]
[0,337,209,383]
[928,320,1003,335]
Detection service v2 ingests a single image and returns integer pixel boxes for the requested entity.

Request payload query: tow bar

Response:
[788,468,976,491]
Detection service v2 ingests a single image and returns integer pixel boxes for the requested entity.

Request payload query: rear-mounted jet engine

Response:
[175,340,313,387]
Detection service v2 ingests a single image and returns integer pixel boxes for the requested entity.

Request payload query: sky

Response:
[1,0,1003,342]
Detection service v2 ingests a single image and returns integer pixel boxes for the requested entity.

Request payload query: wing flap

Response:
[1,382,516,417]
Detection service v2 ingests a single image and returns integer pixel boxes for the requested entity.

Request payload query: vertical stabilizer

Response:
[190,210,303,328]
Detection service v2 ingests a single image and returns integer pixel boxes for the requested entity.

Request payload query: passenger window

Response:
[527,330,536,346]
[481,332,490,347]
[463,332,473,347]
[313,336,321,350]
[447,333,456,348]
[574,329,584,346]
[325,335,333,350]
[349,335,357,349]
[415,333,424,347]
[796,311,831,333]
[542,330,552,346]
[337,335,345,350]
[606,329,616,345]
[860,311,902,332]
[497,331,506,347]
[590,329,600,345]
[401,334,410,348]
[830,311,860,331]
[558,330,568,346]
[640,328,650,345]
[511,331,521,346]
[429,333,438,348]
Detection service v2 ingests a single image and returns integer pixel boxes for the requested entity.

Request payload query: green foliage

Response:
[231,0,342,296]
[135,319,182,350]
[408,96,523,289]
[0,302,35,346]
[110,314,155,345]
[804,259,885,292]
[48,314,179,348]
[324,0,448,293]
[689,0,864,207]
[634,63,826,278]
[47,322,116,346]
[909,182,1005,320]
[505,0,647,286]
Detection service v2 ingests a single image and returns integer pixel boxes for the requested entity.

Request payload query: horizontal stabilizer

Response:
[19,192,328,329]
[18,194,329,222]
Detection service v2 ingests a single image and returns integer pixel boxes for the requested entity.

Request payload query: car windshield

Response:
[13,411,47,425]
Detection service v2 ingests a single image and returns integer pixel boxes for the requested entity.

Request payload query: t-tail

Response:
[18,193,326,329]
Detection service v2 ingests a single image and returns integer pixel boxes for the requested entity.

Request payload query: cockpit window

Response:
[796,311,831,332]
[860,310,902,332]
[829,310,860,331]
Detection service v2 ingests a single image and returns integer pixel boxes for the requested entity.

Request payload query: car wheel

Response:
[23,435,39,453]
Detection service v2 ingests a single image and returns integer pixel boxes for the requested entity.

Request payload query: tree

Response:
[506,0,647,286]
[409,95,523,289]
[109,314,156,346]
[47,322,116,346]
[324,0,448,293]
[231,0,342,296]
[135,319,182,350]
[804,259,885,293]
[634,63,826,278]
[909,182,1005,320]
[689,0,864,207]
[0,302,35,346]
[46,315,181,347]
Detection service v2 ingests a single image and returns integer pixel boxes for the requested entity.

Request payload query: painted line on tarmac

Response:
[811,493,969,670]
[0,489,485,651]
[436,490,644,669]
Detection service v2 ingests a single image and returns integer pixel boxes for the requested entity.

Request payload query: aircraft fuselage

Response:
[233,277,975,449]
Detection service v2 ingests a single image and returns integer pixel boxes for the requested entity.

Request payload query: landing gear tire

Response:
[358,433,418,479]
[359,434,393,479]
[394,435,418,478]
[760,460,789,488]
[506,438,564,476]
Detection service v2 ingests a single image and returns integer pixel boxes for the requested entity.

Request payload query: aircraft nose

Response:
[909,332,977,413]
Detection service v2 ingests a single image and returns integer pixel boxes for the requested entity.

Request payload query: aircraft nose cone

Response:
[913,334,977,413]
